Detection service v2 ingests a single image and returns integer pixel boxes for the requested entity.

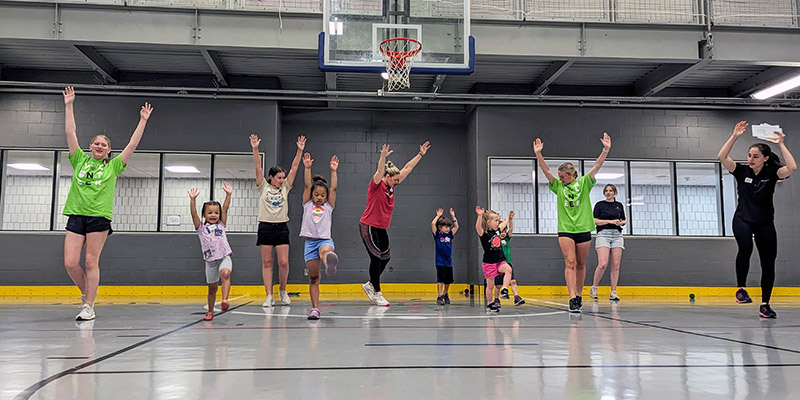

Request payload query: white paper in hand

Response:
[752,123,782,143]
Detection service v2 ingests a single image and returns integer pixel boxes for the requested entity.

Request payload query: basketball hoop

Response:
[379,37,422,91]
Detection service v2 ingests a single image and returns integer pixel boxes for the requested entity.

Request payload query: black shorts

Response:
[256,222,290,246]
[66,215,113,236]
[493,265,515,286]
[435,265,454,284]
[558,231,592,244]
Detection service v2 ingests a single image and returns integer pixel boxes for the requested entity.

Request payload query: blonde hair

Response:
[558,162,578,179]
[91,134,112,165]
[482,209,500,231]
[384,160,400,176]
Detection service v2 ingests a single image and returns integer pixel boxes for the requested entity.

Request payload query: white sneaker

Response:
[362,281,377,304]
[590,286,598,299]
[262,295,274,307]
[609,291,620,301]
[280,290,291,305]
[373,292,390,307]
[76,304,95,321]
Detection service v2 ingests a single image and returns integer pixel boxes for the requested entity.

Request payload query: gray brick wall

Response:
[2,94,800,288]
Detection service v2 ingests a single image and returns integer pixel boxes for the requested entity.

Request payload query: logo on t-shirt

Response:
[77,162,105,186]
[267,188,284,207]
[565,192,580,208]
[384,186,394,198]
[312,205,324,223]
[439,236,451,243]
[490,233,502,249]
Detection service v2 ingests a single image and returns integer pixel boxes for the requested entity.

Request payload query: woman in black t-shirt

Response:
[718,121,797,318]
[590,184,626,302]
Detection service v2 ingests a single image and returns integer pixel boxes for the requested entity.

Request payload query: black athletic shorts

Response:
[436,265,454,284]
[66,215,113,236]
[256,221,290,246]
[558,231,592,244]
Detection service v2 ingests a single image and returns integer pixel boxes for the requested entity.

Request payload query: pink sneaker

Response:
[308,308,321,320]
[325,252,339,276]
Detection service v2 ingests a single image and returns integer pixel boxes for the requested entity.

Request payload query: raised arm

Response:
[329,155,338,208]
[587,132,612,180]
[284,136,306,187]
[506,210,514,236]
[188,188,202,230]
[62,87,80,156]
[533,138,555,184]
[398,141,431,184]
[718,121,746,173]
[302,152,313,204]
[221,182,232,226]
[373,144,393,184]
[498,215,511,233]
[432,208,443,234]
[450,207,459,235]
[250,134,264,186]
[776,131,798,179]
[474,206,485,236]
[120,102,153,165]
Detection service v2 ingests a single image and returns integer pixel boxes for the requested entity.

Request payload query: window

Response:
[721,170,736,237]
[489,158,536,234]
[537,159,580,234]
[161,154,212,232]
[588,160,629,234]
[214,155,259,232]
[114,153,160,231]
[676,162,721,236]
[1,151,54,230]
[629,162,674,235]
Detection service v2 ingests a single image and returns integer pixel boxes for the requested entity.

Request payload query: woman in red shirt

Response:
[360,141,431,306]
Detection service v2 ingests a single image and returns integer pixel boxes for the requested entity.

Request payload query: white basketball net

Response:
[380,38,422,92]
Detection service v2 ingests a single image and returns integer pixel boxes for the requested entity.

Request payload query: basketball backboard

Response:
[319,0,474,75]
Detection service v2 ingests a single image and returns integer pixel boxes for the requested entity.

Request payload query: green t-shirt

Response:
[500,235,512,264]
[549,174,596,233]
[62,149,127,221]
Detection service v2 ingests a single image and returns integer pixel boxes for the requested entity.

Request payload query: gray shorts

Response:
[595,230,624,249]
[205,255,233,284]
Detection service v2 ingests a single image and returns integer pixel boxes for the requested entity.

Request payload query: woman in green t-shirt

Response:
[534,132,611,313]
[62,86,153,321]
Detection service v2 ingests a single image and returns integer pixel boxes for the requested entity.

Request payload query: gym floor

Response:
[2,294,799,399]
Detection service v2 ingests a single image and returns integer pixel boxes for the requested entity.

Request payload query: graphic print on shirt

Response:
[206,224,223,237]
[77,162,105,186]
[564,181,581,208]
[312,205,324,223]
[384,186,394,199]
[490,232,502,249]
[439,235,451,244]
[266,187,284,207]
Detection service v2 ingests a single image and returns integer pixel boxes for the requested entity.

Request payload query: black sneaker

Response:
[736,288,753,304]
[568,297,581,313]
[443,293,450,304]
[576,295,583,308]
[486,302,500,313]
[436,295,445,306]
[514,295,525,306]
[759,304,777,318]
[493,298,501,309]
[500,288,510,299]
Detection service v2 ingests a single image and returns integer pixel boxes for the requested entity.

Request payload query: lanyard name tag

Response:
[744,177,753,183]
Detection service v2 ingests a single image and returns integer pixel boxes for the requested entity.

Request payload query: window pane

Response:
[2,150,54,230]
[55,151,73,231]
[214,155,259,233]
[162,154,211,232]
[114,153,159,231]
[489,159,535,234]
[722,171,736,237]
[676,162,721,236]
[630,162,674,235]
[537,159,580,234]
[587,160,629,234]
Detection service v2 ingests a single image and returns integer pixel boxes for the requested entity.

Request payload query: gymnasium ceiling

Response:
[2,2,800,110]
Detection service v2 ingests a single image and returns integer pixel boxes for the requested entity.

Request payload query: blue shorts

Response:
[304,238,335,262]
[595,229,625,249]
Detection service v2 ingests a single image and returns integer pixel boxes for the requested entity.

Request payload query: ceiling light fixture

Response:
[165,165,201,173]
[751,74,800,100]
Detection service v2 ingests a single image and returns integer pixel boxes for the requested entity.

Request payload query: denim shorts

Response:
[304,238,335,262]
[595,229,624,249]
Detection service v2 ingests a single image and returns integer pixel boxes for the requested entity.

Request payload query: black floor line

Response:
[13,302,252,400]
[70,363,800,375]
[533,302,800,355]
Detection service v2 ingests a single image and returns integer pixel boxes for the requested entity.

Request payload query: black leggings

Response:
[360,223,390,292]
[732,216,777,303]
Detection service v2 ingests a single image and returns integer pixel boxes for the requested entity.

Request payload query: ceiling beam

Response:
[430,74,447,93]
[532,60,573,95]
[72,45,118,84]
[325,72,337,108]
[200,49,228,87]
[633,60,710,97]
[729,66,800,98]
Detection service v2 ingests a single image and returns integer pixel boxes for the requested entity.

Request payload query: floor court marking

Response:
[13,301,253,400]
[69,363,800,375]
[230,308,564,320]
[527,297,800,355]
